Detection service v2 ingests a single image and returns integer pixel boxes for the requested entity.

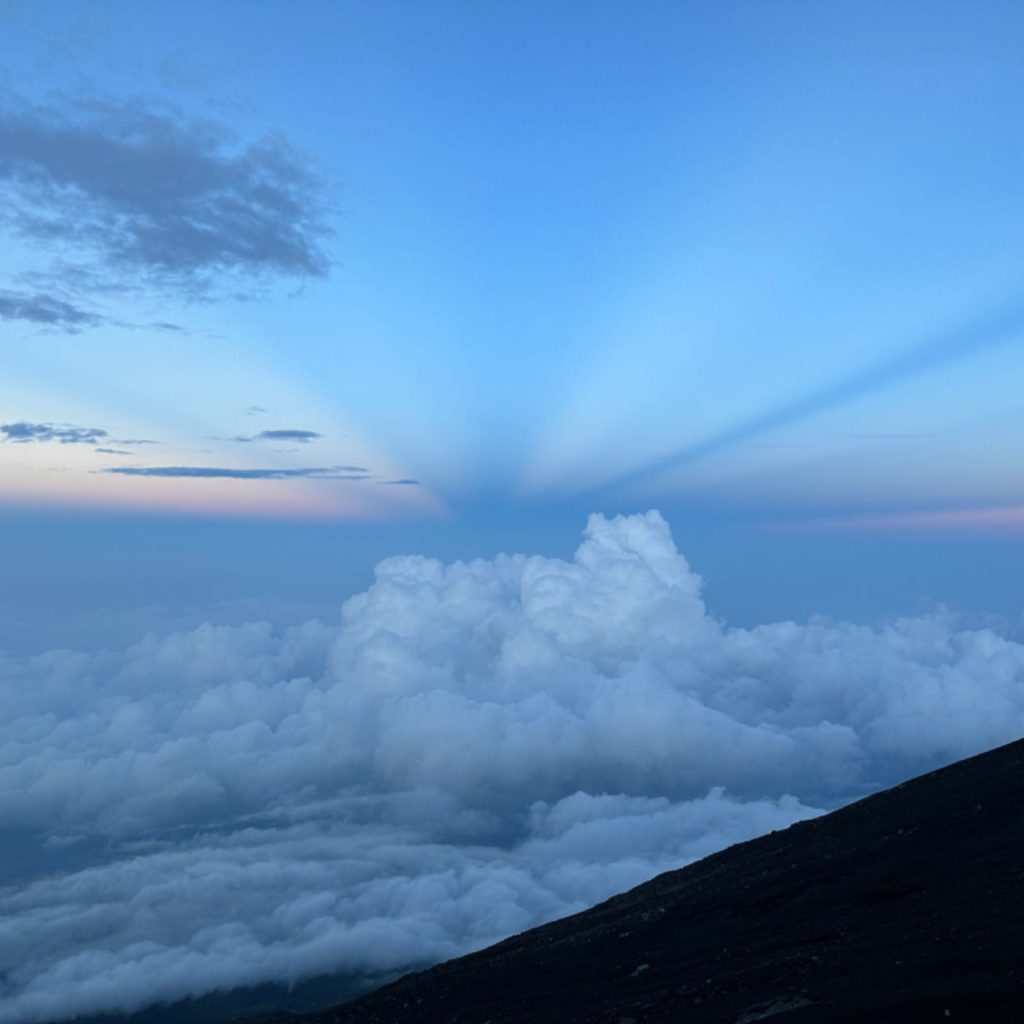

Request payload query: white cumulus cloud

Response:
[1,511,1022,1022]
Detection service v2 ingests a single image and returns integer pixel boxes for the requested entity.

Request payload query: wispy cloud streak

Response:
[1,421,107,444]
[0,288,103,330]
[231,429,323,444]
[105,465,369,480]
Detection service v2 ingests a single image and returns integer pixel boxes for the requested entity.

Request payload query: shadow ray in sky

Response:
[599,299,1024,495]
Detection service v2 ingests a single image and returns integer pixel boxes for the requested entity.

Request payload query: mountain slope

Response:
[290,739,1024,1023]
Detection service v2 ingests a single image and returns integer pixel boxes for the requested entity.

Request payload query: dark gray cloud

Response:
[380,478,420,485]
[0,92,334,311]
[231,429,323,444]
[94,447,131,455]
[0,286,186,335]
[106,465,369,480]
[0,287,103,330]
[1,420,107,444]
[255,429,321,443]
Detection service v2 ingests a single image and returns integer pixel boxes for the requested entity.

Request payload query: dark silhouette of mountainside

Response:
[280,739,1024,1024]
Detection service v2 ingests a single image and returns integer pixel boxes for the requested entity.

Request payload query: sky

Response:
[2,2,1024,1020]
[2,1,1024,645]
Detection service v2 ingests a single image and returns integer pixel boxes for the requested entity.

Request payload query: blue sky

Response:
[2,0,1024,649]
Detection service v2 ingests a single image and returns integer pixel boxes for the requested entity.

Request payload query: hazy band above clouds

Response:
[1,511,1022,1022]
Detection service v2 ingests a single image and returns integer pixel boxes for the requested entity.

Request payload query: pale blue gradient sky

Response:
[2,0,1024,650]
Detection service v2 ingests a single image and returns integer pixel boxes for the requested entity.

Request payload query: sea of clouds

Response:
[2,511,1023,1022]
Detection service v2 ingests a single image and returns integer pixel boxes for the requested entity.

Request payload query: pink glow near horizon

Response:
[799,504,1024,533]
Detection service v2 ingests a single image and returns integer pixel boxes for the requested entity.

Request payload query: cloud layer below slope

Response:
[2,511,1022,1022]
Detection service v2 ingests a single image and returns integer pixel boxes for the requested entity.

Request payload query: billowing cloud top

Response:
[1,512,1022,1023]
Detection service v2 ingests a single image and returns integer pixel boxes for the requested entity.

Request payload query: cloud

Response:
[93,447,131,455]
[1,420,107,444]
[0,91,333,307]
[231,429,323,444]
[0,790,813,1024]
[105,465,369,480]
[2,511,1023,1022]
[0,288,183,334]
[0,288,104,330]
[256,429,321,443]
[380,478,420,486]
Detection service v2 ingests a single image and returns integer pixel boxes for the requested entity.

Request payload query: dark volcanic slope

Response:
[292,739,1024,1024]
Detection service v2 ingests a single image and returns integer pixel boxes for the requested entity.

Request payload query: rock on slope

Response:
[278,738,1024,1024]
